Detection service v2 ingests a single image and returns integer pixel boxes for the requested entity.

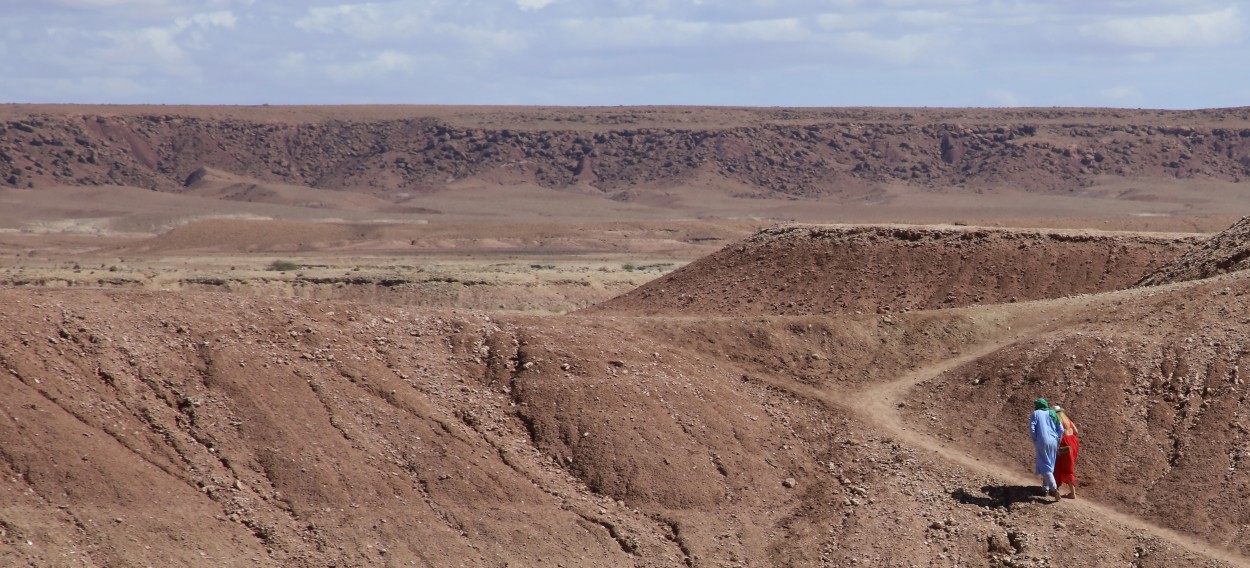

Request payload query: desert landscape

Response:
[2,105,1250,567]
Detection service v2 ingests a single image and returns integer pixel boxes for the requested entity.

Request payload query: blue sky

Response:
[1,0,1246,108]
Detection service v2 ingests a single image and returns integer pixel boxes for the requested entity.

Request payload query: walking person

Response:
[1029,398,1062,501]
[1052,404,1080,499]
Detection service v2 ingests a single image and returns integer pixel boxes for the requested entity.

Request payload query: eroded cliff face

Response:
[4,107,1250,197]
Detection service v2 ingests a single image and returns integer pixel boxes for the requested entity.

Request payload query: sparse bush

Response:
[622,263,635,272]
[268,260,300,272]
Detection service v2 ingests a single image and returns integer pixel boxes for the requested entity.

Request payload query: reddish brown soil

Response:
[587,225,1197,316]
[904,272,1250,557]
[3,222,1250,566]
[3,105,1250,567]
[1138,216,1250,286]
[3,280,1246,567]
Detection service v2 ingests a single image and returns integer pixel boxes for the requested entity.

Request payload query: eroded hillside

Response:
[905,272,1250,557]
[1138,215,1250,286]
[3,284,1244,567]
[587,225,1196,316]
[4,212,1250,566]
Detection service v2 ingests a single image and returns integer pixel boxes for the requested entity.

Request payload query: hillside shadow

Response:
[951,484,1054,509]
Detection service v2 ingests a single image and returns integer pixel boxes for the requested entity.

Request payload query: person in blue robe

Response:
[1029,397,1062,500]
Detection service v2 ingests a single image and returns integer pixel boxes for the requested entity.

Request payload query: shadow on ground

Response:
[952,485,1055,509]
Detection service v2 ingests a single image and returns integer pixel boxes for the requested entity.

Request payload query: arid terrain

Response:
[2,105,1250,567]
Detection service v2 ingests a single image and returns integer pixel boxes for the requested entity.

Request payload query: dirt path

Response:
[758,318,1250,567]
[857,329,1250,567]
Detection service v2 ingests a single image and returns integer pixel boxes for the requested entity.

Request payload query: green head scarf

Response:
[1034,398,1059,424]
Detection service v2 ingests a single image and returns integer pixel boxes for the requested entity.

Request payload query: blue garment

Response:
[1041,471,1057,492]
[1030,409,1061,475]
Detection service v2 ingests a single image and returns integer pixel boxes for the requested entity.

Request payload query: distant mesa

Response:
[5,106,1250,198]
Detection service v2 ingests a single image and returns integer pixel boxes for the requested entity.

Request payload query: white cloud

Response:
[722,18,808,42]
[516,0,557,10]
[1080,6,1243,48]
[181,10,236,29]
[555,15,709,48]
[897,10,950,27]
[1098,85,1143,103]
[37,0,249,8]
[880,0,975,6]
[278,52,307,75]
[325,50,420,81]
[295,4,366,34]
[133,26,185,64]
[42,0,171,8]
[295,3,428,40]
[95,9,235,72]
[814,12,881,30]
[833,31,945,65]
[295,2,522,58]
[437,23,527,52]
[31,0,237,19]
[986,88,1025,107]
[555,14,811,49]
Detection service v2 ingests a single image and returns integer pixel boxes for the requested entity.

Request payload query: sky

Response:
[0,0,1246,108]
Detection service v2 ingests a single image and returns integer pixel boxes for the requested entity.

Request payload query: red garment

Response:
[1054,417,1079,486]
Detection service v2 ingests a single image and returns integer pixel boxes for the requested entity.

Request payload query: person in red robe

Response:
[1053,405,1079,499]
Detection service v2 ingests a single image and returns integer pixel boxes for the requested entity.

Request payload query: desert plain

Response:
[1,104,1250,566]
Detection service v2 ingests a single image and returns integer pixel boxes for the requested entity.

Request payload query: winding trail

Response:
[759,320,1250,567]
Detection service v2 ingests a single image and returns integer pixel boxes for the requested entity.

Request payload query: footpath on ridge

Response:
[750,305,1250,567]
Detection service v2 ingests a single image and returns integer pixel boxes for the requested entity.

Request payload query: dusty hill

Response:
[181,167,402,212]
[586,224,1197,316]
[3,280,1248,566]
[3,215,1250,566]
[1137,215,1250,286]
[5,98,1250,568]
[4,106,1250,200]
[903,271,1250,557]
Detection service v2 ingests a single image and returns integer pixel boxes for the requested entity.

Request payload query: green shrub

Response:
[268,260,300,272]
